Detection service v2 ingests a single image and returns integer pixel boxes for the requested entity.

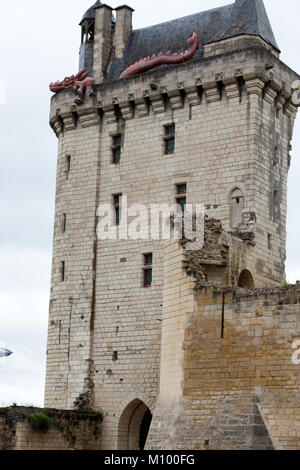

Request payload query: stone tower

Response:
[45,0,300,450]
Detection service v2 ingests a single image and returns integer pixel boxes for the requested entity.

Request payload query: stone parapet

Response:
[50,47,299,137]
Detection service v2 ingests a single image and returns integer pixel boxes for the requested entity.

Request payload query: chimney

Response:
[93,4,114,82]
[114,5,134,60]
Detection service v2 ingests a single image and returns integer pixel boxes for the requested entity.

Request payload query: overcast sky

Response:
[0,0,299,407]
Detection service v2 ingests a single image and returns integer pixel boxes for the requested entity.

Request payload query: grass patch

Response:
[28,413,54,433]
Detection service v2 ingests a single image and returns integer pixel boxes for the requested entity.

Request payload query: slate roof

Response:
[107,0,279,81]
[80,1,116,25]
[80,1,102,25]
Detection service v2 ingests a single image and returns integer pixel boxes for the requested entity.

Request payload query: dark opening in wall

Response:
[268,234,272,250]
[175,183,187,213]
[113,351,118,361]
[238,270,254,289]
[164,124,175,155]
[65,155,71,180]
[139,408,152,451]
[112,134,122,164]
[217,80,225,99]
[113,194,122,226]
[60,262,65,282]
[143,253,153,288]
[62,214,67,233]
[237,76,245,103]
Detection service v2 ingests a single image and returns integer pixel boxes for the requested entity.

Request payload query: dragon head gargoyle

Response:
[50,69,95,104]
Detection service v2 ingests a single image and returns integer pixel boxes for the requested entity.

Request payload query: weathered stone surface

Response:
[0,407,102,450]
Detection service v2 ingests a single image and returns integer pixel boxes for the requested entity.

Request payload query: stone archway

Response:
[238,269,255,289]
[118,399,152,450]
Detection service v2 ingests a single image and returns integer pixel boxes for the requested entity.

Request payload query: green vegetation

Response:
[28,413,54,433]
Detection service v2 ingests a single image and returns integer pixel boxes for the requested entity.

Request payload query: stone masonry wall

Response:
[45,110,101,410]
[0,407,102,450]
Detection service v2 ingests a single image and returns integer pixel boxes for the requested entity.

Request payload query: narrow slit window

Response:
[66,155,71,179]
[143,253,153,288]
[164,124,175,155]
[60,261,65,282]
[113,194,122,226]
[273,190,279,220]
[268,234,272,250]
[62,214,67,233]
[112,135,122,164]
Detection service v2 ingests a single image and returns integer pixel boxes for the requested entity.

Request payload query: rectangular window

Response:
[143,253,153,288]
[175,183,187,212]
[113,194,122,226]
[112,135,122,164]
[164,124,175,155]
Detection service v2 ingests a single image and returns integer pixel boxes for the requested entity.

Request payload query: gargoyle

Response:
[49,69,95,104]
[120,32,199,79]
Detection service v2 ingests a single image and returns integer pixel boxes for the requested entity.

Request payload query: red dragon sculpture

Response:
[120,32,199,79]
[49,69,95,102]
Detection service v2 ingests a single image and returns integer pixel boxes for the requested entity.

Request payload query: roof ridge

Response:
[132,3,233,34]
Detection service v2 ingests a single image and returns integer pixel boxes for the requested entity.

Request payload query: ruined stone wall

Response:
[179,287,300,450]
[0,407,102,450]
[148,243,300,450]
[47,44,298,450]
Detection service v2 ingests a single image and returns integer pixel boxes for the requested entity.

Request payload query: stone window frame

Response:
[164,124,176,155]
[113,193,122,226]
[268,233,272,250]
[143,253,153,288]
[175,183,187,213]
[65,155,71,180]
[228,185,245,229]
[62,213,67,233]
[111,134,122,164]
[60,261,65,282]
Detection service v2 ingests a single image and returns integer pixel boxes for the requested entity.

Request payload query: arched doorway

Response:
[238,269,255,289]
[118,399,152,450]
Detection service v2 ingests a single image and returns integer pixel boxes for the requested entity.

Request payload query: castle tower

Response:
[45,0,299,450]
